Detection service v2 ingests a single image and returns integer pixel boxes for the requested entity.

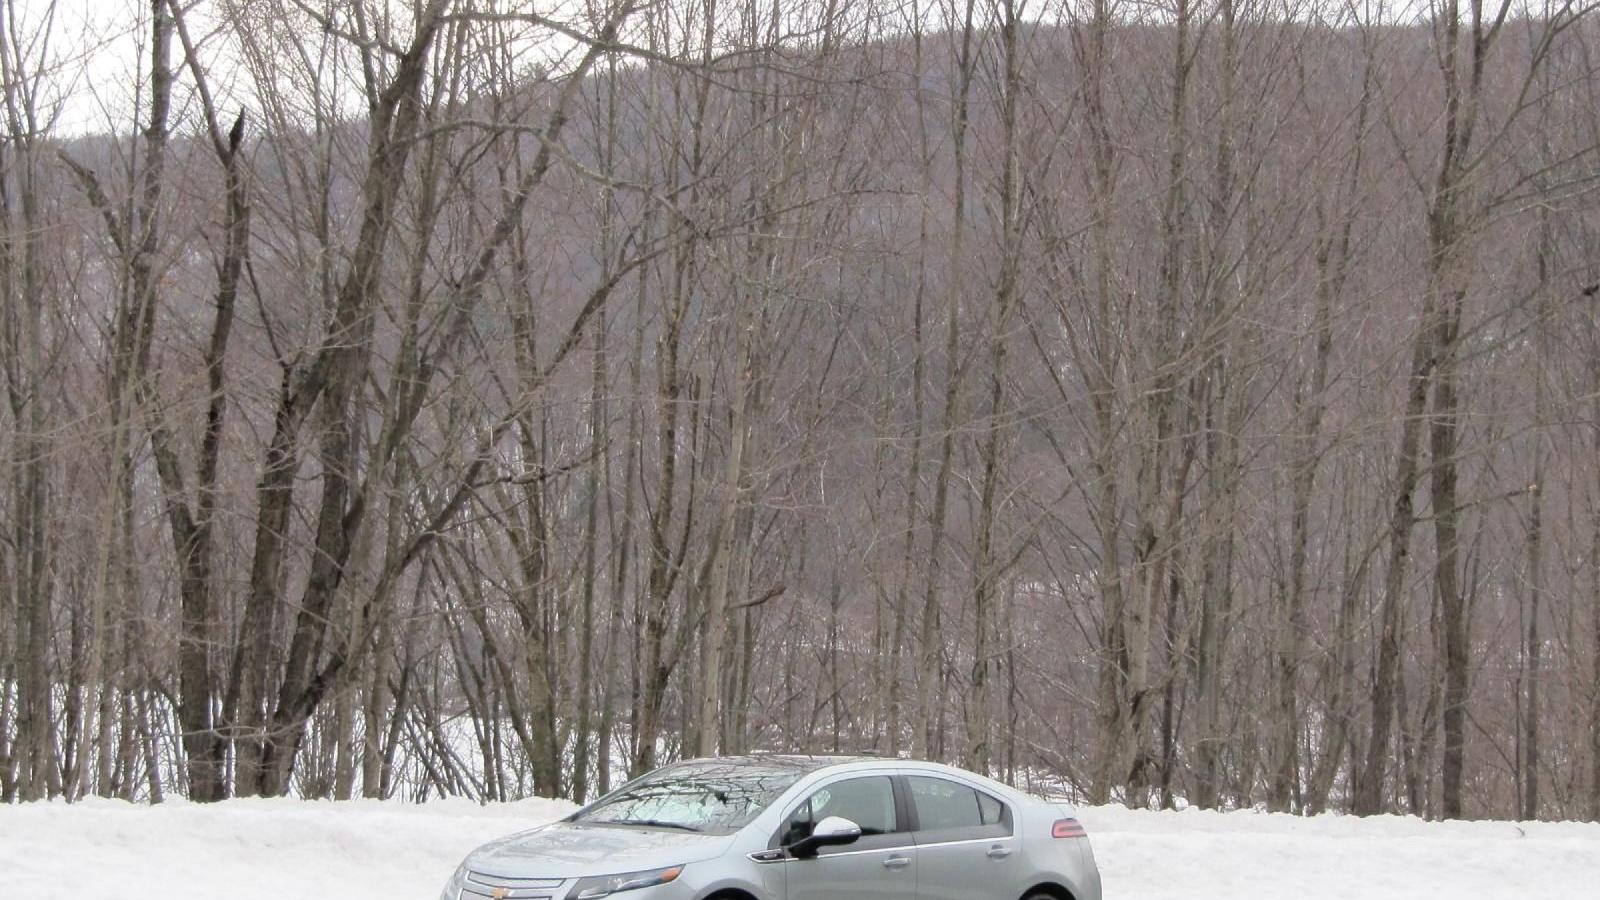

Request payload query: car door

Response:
[903,774,1020,900]
[771,774,917,900]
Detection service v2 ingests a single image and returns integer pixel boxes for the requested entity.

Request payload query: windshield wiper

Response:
[605,818,704,832]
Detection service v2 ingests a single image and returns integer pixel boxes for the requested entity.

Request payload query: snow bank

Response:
[1078,805,1600,899]
[3,797,1595,898]
[0,796,574,899]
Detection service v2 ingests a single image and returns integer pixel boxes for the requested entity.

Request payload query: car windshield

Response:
[571,760,807,834]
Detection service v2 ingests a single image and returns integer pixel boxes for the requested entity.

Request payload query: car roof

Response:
[662,755,1057,809]
[669,753,883,773]
[673,754,1023,786]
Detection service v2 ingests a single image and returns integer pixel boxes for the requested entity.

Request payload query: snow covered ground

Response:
[1079,805,1598,898]
[1,797,571,899]
[2,797,1595,899]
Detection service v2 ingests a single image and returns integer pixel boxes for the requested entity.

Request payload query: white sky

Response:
[14,0,1478,138]
[5,0,141,135]
[12,0,592,137]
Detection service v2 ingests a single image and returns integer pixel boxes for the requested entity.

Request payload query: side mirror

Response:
[788,816,863,859]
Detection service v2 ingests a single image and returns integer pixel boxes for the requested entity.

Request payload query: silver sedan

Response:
[441,755,1102,900]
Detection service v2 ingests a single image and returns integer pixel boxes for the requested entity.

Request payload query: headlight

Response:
[567,865,684,899]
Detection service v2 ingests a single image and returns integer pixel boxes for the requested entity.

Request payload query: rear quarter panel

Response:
[1016,799,1102,900]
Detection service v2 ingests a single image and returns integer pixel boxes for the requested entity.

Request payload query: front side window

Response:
[907,775,1011,838]
[778,775,899,846]
[573,761,804,834]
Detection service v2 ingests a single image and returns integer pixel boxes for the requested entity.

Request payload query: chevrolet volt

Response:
[439,755,1102,900]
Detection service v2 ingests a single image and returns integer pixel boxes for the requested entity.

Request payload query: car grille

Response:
[462,871,567,900]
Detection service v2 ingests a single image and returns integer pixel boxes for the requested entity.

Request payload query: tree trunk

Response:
[915,0,977,763]
[1354,309,1435,816]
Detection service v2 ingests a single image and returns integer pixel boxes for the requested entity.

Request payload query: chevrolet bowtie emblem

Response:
[490,889,510,900]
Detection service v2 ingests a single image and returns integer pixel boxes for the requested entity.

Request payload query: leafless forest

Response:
[3,0,1600,822]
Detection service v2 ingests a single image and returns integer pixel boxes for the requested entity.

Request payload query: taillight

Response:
[1052,818,1087,839]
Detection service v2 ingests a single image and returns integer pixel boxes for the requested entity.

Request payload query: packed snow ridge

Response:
[2,798,1593,899]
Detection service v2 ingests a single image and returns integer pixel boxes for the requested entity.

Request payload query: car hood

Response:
[469,821,734,878]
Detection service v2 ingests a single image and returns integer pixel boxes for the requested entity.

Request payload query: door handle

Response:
[987,845,1014,859]
[884,855,912,870]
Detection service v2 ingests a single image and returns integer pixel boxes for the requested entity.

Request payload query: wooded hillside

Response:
[3,0,1600,821]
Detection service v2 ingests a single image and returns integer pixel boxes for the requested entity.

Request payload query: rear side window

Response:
[977,790,1005,825]
[907,775,1011,839]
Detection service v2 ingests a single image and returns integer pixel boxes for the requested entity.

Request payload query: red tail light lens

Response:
[1052,818,1087,839]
